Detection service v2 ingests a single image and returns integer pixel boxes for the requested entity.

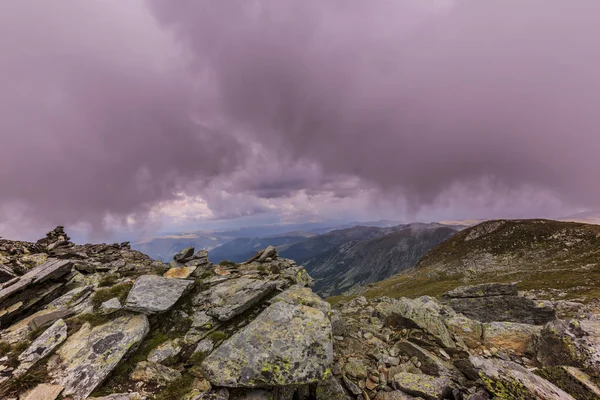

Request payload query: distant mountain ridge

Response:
[280,222,462,296]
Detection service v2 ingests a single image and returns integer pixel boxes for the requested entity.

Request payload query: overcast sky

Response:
[1,0,599,241]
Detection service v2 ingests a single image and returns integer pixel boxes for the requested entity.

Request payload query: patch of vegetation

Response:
[196,271,213,280]
[91,282,133,309]
[0,342,10,357]
[28,326,47,341]
[188,351,206,365]
[0,362,49,398]
[98,273,120,287]
[257,265,267,273]
[480,374,532,399]
[219,260,237,267]
[208,330,227,343]
[153,373,195,400]
[535,367,599,400]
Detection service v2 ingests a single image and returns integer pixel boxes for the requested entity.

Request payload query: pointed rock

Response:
[174,246,195,262]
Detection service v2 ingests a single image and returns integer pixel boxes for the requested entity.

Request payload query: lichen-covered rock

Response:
[444,284,556,325]
[174,246,195,262]
[392,372,452,400]
[444,312,483,349]
[48,313,149,400]
[378,296,456,348]
[202,301,333,387]
[100,298,122,315]
[373,391,416,400]
[199,277,278,321]
[471,356,576,400]
[14,318,67,376]
[124,275,193,314]
[131,361,181,385]
[393,341,454,377]
[316,376,352,399]
[270,285,331,315]
[147,339,183,363]
[482,321,541,357]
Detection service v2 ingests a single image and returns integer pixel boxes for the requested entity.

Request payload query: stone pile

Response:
[0,228,330,400]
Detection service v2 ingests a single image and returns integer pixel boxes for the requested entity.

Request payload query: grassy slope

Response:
[328,219,600,304]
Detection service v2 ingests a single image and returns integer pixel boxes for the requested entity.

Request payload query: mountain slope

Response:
[282,223,460,296]
[345,219,600,303]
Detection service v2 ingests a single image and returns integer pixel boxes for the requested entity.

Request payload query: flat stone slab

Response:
[48,313,149,400]
[16,319,68,376]
[125,275,193,314]
[202,301,333,387]
[201,277,278,321]
[22,383,64,400]
[0,259,72,304]
[28,309,73,330]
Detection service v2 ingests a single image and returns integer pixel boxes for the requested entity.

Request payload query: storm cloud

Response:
[1,0,600,238]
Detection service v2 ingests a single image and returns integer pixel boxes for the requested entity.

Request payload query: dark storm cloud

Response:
[148,0,600,208]
[2,0,600,238]
[0,1,245,236]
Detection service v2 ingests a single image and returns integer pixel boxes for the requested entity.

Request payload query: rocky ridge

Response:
[1,227,600,399]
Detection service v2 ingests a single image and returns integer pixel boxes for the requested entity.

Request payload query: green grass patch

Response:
[153,373,195,400]
[0,362,48,398]
[0,342,10,357]
[208,330,227,343]
[91,282,133,309]
[218,260,237,267]
[98,273,120,287]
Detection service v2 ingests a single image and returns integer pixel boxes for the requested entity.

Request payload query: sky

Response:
[1,0,600,241]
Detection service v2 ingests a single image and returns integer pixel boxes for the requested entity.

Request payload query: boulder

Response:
[444,313,483,349]
[378,296,456,348]
[28,309,73,330]
[392,372,452,400]
[270,285,331,315]
[124,275,193,314]
[482,321,541,356]
[443,284,555,325]
[199,277,278,321]
[470,356,576,400]
[48,313,149,399]
[316,376,352,399]
[100,298,122,315]
[174,246,195,262]
[393,341,453,377]
[164,265,197,279]
[444,283,518,298]
[14,319,68,376]
[202,301,333,387]
[0,259,72,303]
[131,361,181,385]
[258,245,278,262]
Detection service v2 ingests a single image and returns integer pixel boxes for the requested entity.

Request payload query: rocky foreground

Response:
[1,228,600,399]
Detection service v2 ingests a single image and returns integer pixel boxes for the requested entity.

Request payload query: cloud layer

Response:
[2,0,600,239]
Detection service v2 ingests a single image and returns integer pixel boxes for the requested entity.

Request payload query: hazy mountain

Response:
[280,223,461,296]
[132,220,403,262]
[208,232,316,263]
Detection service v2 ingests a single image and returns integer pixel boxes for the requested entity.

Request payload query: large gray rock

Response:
[200,277,278,321]
[444,283,518,298]
[471,356,576,400]
[173,246,195,262]
[48,313,149,400]
[392,372,452,400]
[393,341,453,377]
[125,275,193,314]
[202,301,333,387]
[443,284,555,325]
[377,296,456,348]
[15,318,68,376]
